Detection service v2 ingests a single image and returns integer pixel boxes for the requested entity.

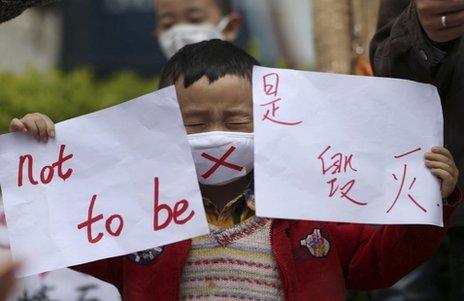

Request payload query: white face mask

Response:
[158,17,229,58]
[188,131,253,186]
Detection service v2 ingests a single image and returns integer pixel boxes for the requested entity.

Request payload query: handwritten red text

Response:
[260,73,302,126]
[153,177,195,230]
[17,144,73,187]
[77,194,124,244]
[77,177,195,244]
[317,146,367,206]
[387,147,427,213]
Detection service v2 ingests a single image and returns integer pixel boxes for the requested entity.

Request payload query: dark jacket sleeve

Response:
[332,188,461,290]
[370,0,461,88]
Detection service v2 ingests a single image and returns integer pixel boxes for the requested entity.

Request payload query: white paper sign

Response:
[0,87,209,277]
[0,205,121,301]
[253,66,444,226]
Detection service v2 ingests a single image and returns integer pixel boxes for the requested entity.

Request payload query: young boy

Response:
[154,0,242,58]
[10,40,461,301]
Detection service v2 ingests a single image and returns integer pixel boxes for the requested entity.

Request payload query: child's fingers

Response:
[34,117,48,142]
[427,148,459,198]
[431,168,454,184]
[10,113,55,141]
[9,118,27,133]
[425,160,458,177]
[431,168,457,198]
[40,114,55,138]
[431,147,453,160]
[20,116,40,140]
[424,152,455,167]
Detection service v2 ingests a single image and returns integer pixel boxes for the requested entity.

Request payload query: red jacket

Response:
[72,190,460,301]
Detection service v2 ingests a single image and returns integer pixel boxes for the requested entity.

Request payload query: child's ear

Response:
[223,12,242,42]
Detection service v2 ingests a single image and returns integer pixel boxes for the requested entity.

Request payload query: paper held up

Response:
[0,87,209,277]
[253,66,444,226]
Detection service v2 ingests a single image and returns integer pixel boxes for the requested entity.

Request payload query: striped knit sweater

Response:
[180,216,283,301]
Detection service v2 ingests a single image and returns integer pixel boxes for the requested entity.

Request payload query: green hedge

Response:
[0,69,158,134]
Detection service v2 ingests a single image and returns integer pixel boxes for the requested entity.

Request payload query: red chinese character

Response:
[326,178,367,206]
[263,73,280,96]
[387,147,427,213]
[318,146,366,206]
[318,146,357,175]
[260,99,303,126]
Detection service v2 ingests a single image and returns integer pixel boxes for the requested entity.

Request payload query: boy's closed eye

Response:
[185,122,207,129]
[226,120,250,125]
[157,12,176,31]
[225,118,252,129]
[187,7,209,23]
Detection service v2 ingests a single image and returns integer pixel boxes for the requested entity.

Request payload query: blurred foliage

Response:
[0,69,158,134]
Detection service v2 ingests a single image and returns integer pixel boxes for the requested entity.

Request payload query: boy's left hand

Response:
[425,147,459,198]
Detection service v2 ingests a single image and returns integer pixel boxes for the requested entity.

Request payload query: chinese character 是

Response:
[260,73,302,127]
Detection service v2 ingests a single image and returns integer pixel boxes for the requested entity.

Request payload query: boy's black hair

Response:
[158,39,261,89]
[215,0,233,15]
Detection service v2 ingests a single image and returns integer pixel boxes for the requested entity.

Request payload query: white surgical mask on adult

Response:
[187,131,253,186]
[158,17,229,58]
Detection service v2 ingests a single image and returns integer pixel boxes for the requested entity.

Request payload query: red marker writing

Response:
[77,195,124,244]
[17,144,73,187]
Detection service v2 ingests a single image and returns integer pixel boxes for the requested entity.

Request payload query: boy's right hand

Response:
[9,113,55,142]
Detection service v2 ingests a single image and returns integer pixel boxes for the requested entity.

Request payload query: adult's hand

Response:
[416,0,464,43]
[0,260,16,301]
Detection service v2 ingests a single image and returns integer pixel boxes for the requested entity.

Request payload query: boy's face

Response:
[154,0,241,42]
[176,75,253,134]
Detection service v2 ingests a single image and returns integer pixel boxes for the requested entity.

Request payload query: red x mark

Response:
[201,146,243,179]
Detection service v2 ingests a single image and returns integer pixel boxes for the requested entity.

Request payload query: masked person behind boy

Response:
[154,0,242,58]
[9,40,462,301]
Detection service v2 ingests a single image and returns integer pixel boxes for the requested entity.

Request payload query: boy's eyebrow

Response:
[182,108,210,117]
[186,6,207,15]
[185,2,211,16]
[224,108,252,116]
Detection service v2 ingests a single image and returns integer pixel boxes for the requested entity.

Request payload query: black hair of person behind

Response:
[0,0,55,23]
[159,39,261,89]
